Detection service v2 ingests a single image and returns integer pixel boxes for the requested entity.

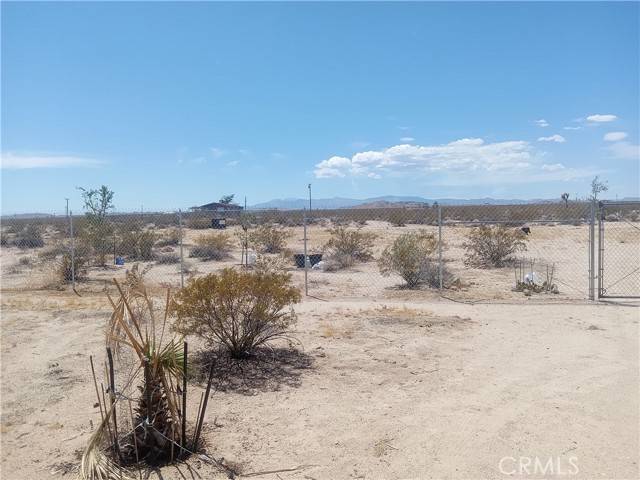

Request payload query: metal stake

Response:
[438,205,443,290]
[178,209,184,288]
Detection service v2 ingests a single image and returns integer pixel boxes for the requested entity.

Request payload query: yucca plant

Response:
[106,275,184,463]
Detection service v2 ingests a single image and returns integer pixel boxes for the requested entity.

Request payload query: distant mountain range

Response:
[250,195,559,210]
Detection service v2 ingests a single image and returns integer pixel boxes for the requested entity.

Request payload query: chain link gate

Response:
[597,201,640,299]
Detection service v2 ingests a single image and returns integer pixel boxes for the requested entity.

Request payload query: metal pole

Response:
[308,184,312,212]
[588,200,595,300]
[597,202,604,299]
[438,205,443,290]
[69,210,76,290]
[178,209,184,288]
[303,209,309,296]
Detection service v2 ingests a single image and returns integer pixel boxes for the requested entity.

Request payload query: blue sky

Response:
[1,2,638,214]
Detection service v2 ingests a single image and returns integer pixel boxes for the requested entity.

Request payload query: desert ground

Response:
[1,220,639,479]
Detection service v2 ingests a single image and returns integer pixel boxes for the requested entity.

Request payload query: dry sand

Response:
[1,222,639,479]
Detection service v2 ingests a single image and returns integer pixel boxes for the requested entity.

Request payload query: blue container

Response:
[115,257,125,266]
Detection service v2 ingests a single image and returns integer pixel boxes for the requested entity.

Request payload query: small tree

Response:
[219,194,235,205]
[561,192,570,207]
[79,185,114,220]
[463,225,527,268]
[589,176,608,202]
[378,230,450,288]
[323,226,377,268]
[78,185,115,265]
[172,269,301,358]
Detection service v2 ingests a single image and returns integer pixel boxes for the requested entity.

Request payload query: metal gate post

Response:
[438,205,443,290]
[589,200,595,300]
[597,202,604,299]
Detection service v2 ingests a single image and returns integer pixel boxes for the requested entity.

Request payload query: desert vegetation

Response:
[172,268,301,358]
[463,225,528,268]
[322,226,377,271]
[189,232,233,260]
[248,224,291,253]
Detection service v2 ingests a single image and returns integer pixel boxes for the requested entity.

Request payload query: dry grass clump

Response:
[172,268,301,358]
[56,251,87,284]
[38,242,68,260]
[253,253,288,275]
[463,225,528,268]
[323,226,377,270]
[156,252,180,264]
[378,230,452,288]
[248,224,291,253]
[189,233,233,261]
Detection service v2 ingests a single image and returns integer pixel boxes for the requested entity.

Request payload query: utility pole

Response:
[308,183,312,211]
[65,198,69,217]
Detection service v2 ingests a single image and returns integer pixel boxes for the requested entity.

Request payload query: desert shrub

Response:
[0,232,8,246]
[322,253,356,272]
[118,228,156,260]
[253,253,288,275]
[248,224,290,253]
[14,224,45,249]
[57,252,87,284]
[378,230,451,288]
[387,210,406,227]
[189,232,233,260]
[38,242,68,260]
[78,217,114,265]
[155,228,181,247]
[156,252,180,264]
[463,225,527,268]
[172,268,301,358]
[19,256,33,266]
[187,216,211,230]
[323,226,377,269]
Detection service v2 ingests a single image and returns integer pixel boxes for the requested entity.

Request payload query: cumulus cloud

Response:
[586,114,617,123]
[537,134,566,143]
[314,138,595,184]
[603,131,628,142]
[1,152,102,169]
[400,137,415,142]
[534,119,549,127]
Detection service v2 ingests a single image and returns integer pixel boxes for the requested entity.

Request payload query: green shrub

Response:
[189,233,233,260]
[248,224,290,253]
[323,226,377,269]
[463,225,527,268]
[378,230,450,288]
[172,268,301,358]
[118,228,156,260]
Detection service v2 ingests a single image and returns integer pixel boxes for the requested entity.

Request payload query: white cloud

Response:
[400,137,415,142]
[586,114,617,123]
[1,152,102,169]
[603,131,628,142]
[607,141,640,160]
[563,126,581,131]
[314,138,595,184]
[534,119,549,127]
[537,134,566,143]
[542,163,565,172]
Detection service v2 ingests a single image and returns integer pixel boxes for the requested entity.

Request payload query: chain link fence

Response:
[2,201,639,302]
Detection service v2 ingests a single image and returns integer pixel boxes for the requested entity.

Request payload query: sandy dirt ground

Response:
[1,287,638,479]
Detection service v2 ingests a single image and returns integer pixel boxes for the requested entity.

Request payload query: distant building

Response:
[191,202,243,212]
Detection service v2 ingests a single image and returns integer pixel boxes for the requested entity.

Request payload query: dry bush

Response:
[378,230,451,288]
[118,228,156,260]
[189,232,233,260]
[156,252,180,264]
[38,242,68,260]
[387,210,406,227]
[57,251,87,284]
[253,253,288,275]
[172,268,301,358]
[187,216,211,230]
[1,232,9,246]
[155,228,181,247]
[248,224,290,253]
[463,225,527,268]
[14,224,45,249]
[323,226,377,270]
[323,253,356,272]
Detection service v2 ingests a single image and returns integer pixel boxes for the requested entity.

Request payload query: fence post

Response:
[69,210,76,291]
[597,202,604,299]
[178,209,184,288]
[303,209,309,296]
[588,200,595,300]
[438,205,443,290]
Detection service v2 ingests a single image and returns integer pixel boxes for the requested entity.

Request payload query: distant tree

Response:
[78,185,114,220]
[561,192,570,207]
[589,176,608,202]
[219,194,235,205]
